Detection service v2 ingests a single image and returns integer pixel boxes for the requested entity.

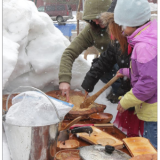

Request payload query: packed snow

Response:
[3,0,70,93]
[5,91,73,126]
[150,2,158,11]
[2,0,158,159]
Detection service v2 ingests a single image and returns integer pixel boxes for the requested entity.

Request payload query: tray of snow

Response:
[5,91,73,127]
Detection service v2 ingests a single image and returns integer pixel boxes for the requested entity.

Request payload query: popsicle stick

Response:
[94,123,113,127]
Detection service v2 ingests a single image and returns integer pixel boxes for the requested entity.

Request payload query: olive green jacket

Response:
[59,0,112,84]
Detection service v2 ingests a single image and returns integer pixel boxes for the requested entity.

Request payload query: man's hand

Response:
[117,103,125,113]
[59,82,70,102]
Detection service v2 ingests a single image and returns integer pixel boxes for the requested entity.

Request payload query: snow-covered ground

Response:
[2,0,158,159]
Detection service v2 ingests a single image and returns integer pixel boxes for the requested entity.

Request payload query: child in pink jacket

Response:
[114,0,157,149]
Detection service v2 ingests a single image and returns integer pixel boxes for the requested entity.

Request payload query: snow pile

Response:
[149,2,158,20]
[3,37,19,88]
[6,91,72,126]
[3,0,70,93]
[149,2,158,11]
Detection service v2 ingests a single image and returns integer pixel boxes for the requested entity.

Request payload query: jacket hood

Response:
[127,20,157,48]
[83,0,112,21]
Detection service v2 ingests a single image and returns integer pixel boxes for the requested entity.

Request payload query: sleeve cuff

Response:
[119,68,130,79]
[59,74,71,84]
[120,89,143,109]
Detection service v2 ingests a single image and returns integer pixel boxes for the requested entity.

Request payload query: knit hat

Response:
[83,0,112,21]
[114,0,151,27]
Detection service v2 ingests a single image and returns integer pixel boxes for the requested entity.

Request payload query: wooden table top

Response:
[2,93,131,157]
[57,119,131,156]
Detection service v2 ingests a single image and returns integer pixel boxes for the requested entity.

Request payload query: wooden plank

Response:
[77,126,124,149]
[130,153,157,160]
[58,119,130,156]
[123,137,157,157]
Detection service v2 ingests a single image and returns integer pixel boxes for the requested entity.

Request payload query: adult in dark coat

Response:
[81,41,131,103]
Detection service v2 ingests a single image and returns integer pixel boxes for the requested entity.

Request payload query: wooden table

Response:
[57,119,131,156]
[2,94,131,156]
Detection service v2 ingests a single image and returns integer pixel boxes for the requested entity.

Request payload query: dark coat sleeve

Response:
[81,42,117,92]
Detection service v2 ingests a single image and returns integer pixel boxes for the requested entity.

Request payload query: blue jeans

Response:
[143,121,157,149]
[100,64,121,94]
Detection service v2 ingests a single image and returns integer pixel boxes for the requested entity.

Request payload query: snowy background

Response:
[2,0,158,159]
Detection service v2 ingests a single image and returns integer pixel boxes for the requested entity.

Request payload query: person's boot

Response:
[106,89,119,103]
[106,89,114,100]
[107,79,131,104]
[110,94,119,103]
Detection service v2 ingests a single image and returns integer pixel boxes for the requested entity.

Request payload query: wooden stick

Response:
[72,123,114,127]
[60,116,82,131]
[94,123,113,127]
[83,91,88,101]
[80,76,119,108]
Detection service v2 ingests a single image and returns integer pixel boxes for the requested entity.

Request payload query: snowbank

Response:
[149,2,158,11]
[3,0,98,98]
[149,2,158,20]
[3,0,70,93]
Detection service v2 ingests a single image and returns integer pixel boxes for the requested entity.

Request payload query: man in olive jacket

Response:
[59,0,118,101]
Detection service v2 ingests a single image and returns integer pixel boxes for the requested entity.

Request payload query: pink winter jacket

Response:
[119,20,157,122]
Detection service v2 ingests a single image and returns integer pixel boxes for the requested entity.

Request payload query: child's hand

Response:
[116,70,124,78]
[117,103,125,113]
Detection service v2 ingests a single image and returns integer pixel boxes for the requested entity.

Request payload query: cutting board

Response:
[76,126,123,149]
[129,153,157,160]
[123,137,157,157]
